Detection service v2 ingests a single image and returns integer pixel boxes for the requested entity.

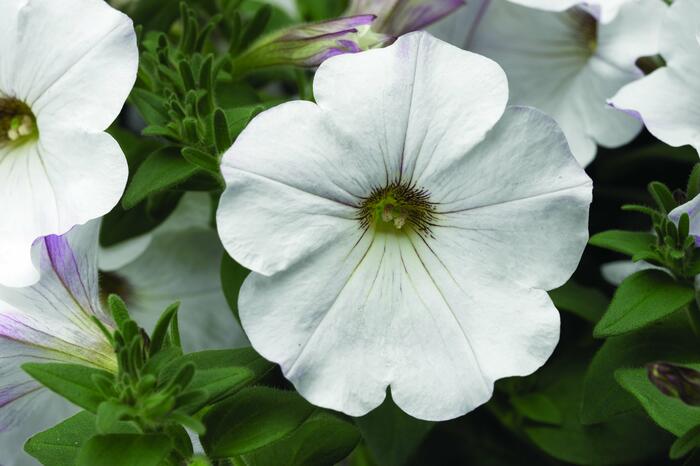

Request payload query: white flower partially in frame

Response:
[611,0,700,153]
[434,0,667,166]
[217,32,592,421]
[100,194,248,352]
[506,0,634,23]
[0,222,116,466]
[0,0,137,287]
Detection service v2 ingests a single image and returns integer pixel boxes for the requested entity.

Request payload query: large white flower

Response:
[216,32,592,421]
[611,0,700,153]
[100,194,248,352]
[0,0,137,287]
[0,222,116,466]
[434,0,666,166]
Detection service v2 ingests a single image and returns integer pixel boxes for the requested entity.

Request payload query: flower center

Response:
[570,8,598,55]
[0,97,38,145]
[358,182,436,235]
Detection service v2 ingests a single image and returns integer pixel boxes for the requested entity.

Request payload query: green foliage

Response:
[549,280,609,323]
[220,252,250,322]
[671,425,700,459]
[616,367,700,437]
[76,434,173,466]
[588,230,657,257]
[22,363,112,413]
[581,316,698,425]
[202,386,316,457]
[25,412,102,466]
[234,411,361,466]
[594,269,695,337]
[355,397,434,466]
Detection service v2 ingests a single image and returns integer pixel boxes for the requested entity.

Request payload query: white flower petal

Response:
[224,32,592,421]
[9,0,137,132]
[0,222,115,432]
[114,228,248,352]
[600,260,658,286]
[610,0,700,152]
[458,0,661,165]
[0,390,77,466]
[421,107,592,290]
[313,32,508,183]
[0,129,127,287]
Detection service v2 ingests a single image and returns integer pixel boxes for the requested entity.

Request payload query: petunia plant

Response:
[4,0,700,465]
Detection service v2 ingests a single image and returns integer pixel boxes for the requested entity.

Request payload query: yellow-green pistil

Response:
[0,97,37,145]
[358,182,437,235]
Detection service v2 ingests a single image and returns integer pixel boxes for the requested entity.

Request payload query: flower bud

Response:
[647,362,700,406]
[345,0,465,36]
[233,15,391,74]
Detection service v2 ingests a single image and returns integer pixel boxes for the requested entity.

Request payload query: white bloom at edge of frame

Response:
[0,0,137,287]
[506,0,635,23]
[0,222,116,466]
[100,193,248,352]
[611,0,700,154]
[216,32,593,421]
[433,0,667,167]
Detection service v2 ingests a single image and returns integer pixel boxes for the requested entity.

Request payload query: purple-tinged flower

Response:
[232,15,392,73]
[0,221,116,465]
[647,362,700,406]
[611,0,700,154]
[346,0,466,36]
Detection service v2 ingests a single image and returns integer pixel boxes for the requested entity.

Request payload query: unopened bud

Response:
[647,362,700,406]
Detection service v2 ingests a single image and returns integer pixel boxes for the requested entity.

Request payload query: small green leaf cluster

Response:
[585,164,700,462]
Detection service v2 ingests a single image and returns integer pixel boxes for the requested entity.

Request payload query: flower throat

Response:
[0,97,37,145]
[358,181,437,235]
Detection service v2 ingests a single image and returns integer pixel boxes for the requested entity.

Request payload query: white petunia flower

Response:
[0,0,137,287]
[345,0,466,36]
[611,0,700,153]
[433,0,666,166]
[0,222,116,466]
[506,0,634,23]
[217,32,592,421]
[99,194,248,352]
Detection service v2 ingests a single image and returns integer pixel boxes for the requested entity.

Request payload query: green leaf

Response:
[220,253,250,323]
[25,412,98,466]
[25,411,139,466]
[589,230,656,257]
[96,401,137,434]
[549,281,609,323]
[122,147,200,209]
[688,164,700,200]
[202,387,315,457]
[616,366,700,437]
[355,397,434,466]
[524,349,671,465]
[23,363,111,413]
[649,181,678,213]
[213,108,232,154]
[671,425,700,459]
[511,393,563,426]
[129,88,169,125]
[235,411,361,466]
[581,315,698,425]
[160,348,271,410]
[150,301,180,356]
[594,270,694,337]
[76,434,173,466]
[182,147,220,174]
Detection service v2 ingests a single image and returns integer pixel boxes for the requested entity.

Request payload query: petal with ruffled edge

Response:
[0,0,136,287]
[461,0,662,166]
[610,0,700,153]
[0,221,115,432]
[221,33,591,420]
[506,0,634,23]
